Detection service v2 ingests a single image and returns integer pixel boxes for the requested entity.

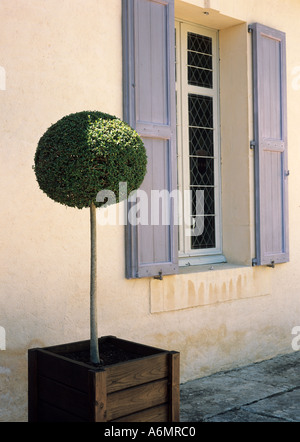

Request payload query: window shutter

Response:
[123,0,178,278]
[250,23,289,267]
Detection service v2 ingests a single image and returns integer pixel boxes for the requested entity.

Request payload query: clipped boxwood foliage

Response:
[34,111,147,209]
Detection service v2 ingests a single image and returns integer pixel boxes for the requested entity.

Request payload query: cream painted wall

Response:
[0,0,126,421]
[1,0,300,422]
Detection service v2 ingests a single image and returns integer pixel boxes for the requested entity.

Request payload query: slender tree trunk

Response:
[90,202,100,364]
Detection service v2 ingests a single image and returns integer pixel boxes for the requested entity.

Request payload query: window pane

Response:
[191,187,215,216]
[188,91,216,250]
[190,157,214,186]
[188,66,213,88]
[191,215,216,249]
[188,51,212,70]
[188,32,213,88]
[188,32,212,54]
[188,94,213,128]
[189,127,214,157]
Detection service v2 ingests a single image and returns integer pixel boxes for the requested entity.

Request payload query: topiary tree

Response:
[34,111,147,364]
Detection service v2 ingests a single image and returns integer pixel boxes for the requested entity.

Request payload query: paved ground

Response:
[180,351,300,422]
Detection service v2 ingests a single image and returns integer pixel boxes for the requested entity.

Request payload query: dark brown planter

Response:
[28,336,180,422]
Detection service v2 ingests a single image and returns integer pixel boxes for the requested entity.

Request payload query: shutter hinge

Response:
[248,25,253,33]
[252,258,258,266]
[154,271,163,281]
[250,140,256,149]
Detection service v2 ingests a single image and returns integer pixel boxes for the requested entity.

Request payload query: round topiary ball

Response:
[34,111,147,209]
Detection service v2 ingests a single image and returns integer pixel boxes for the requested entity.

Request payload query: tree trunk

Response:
[90,202,100,364]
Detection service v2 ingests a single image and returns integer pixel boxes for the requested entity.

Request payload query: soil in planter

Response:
[61,340,141,368]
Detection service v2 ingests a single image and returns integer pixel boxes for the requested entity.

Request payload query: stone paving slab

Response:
[225,352,300,389]
[243,388,300,422]
[206,408,288,422]
[180,351,300,422]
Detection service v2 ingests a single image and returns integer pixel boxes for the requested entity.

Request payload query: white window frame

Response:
[176,20,225,266]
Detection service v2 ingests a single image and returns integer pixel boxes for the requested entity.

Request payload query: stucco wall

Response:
[1,0,300,422]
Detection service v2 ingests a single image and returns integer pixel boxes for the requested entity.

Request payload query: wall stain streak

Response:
[150,266,271,313]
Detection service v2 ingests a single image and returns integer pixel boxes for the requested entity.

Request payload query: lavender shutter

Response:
[250,23,289,266]
[123,0,178,278]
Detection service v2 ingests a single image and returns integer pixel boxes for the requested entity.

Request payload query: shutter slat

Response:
[250,23,289,266]
[123,0,178,278]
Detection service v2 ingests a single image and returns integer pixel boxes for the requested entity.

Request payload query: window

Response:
[176,22,225,266]
[122,0,289,279]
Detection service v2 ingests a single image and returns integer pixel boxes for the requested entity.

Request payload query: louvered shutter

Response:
[250,23,289,266]
[123,0,178,278]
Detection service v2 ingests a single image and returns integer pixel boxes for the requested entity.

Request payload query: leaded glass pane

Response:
[191,187,215,217]
[189,94,213,128]
[189,127,214,156]
[188,50,212,70]
[188,92,216,250]
[188,67,213,88]
[190,157,214,186]
[188,32,212,54]
[191,216,216,249]
[187,32,213,88]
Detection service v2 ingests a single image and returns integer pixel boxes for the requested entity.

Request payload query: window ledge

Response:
[179,254,227,268]
[179,261,241,274]
[150,262,271,313]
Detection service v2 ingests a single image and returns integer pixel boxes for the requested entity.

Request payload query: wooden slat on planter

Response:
[28,337,180,422]
[38,375,90,420]
[169,352,180,422]
[37,350,90,393]
[106,379,168,421]
[38,400,88,422]
[112,404,168,422]
[106,353,169,393]
[90,370,107,422]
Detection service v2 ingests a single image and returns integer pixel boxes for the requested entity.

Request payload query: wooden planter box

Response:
[28,336,180,422]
